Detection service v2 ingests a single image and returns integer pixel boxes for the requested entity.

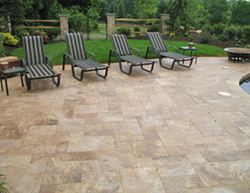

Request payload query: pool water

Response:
[240,74,250,94]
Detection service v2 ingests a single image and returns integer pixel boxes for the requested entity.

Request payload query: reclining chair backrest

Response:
[110,34,132,56]
[64,33,87,60]
[23,36,46,65]
[146,32,168,52]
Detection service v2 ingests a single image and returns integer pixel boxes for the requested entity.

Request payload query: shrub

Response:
[46,28,60,41]
[213,23,226,36]
[201,24,213,34]
[134,27,140,32]
[242,25,250,43]
[200,32,211,44]
[235,26,243,40]
[147,24,161,32]
[15,28,30,39]
[223,25,236,39]
[0,33,19,46]
[218,33,228,41]
[245,44,250,49]
[0,34,5,57]
[188,35,194,41]
[117,27,131,36]
[0,174,9,193]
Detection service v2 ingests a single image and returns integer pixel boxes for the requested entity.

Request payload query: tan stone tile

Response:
[60,183,82,193]
[6,173,43,193]
[153,155,189,166]
[136,115,166,127]
[82,170,123,193]
[82,160,100,171]
[136,157,155,168]
[115,141,132,151]
[161,176,186,193]
[99,150,137,170]
[185,185,250,193]
[158,163,196,178]
[220,134,250,151]
[120,168,165,193]
[43,161,83,184]
[114,122,144,141]
[158,130,208,146]
[131,140,168,158]
[192,162,242,186]
[39,184,61,193]
[68,130,115,151]
[27,162,47,173]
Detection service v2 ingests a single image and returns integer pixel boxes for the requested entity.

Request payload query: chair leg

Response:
[141,62,155,73]
[62,55,66,70]
[119,61,133,75]
[108,51,112,66]
[177,58,194,68]
[145,47,150,59]
[52,74,61,86]
[96,67,108,78]
[25,74,31,91]
[159,57,175,70]
[71,65,84,81]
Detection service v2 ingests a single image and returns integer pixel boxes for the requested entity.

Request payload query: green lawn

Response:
[11,39,227,65]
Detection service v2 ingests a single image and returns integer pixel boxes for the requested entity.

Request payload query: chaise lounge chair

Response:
[108,34,155,75]
[63,33,108,81]
[146,32,194,70]
[22,36,61,91]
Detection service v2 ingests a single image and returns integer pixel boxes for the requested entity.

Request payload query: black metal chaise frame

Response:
[63,32,108,81]
[22,36,61,91]
[146,32,194,70]
[108,34,155,75]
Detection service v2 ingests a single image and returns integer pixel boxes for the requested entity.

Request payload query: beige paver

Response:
[0,57,250,192]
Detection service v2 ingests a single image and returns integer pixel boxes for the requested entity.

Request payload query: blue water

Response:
[240,74,250,94]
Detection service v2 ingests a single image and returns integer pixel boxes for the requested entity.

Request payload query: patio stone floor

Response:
[0,57,250,193]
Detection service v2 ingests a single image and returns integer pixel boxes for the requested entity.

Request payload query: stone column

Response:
[160,14,169,35]
[106,13,116,39]
[59,14,69,40]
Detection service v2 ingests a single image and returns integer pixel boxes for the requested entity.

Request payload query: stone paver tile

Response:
[158,163,196,178]
[114,122,144,141]
[158,130,208,146]
[6,173,43,193]
[82,170,123,193]
[136,157,155,168]
[219,134,250,151]
[42,161,83,184]
[153,155,189,166]
[39,184,61,193]
[131,140,168,158]
[115,141,133,151]
[227,160,250,187]
[192,162,242,187]
[185,185,250,193]
[197,144,238,162]
[166,119,197,131]
[60,183,82,193]
[161,176,186,193]
[136,115,166,128]
[121,168,165,193]
[99,150,137,171]
[68,130,115,151]
[163,145,200,156]
[0,139,22,154]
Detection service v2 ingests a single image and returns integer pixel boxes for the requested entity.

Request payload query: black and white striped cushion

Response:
[64,33,87,60]
[110,34,132,56]
[146,32,168,52]
[26,64,57,78]
[23,36,46,65]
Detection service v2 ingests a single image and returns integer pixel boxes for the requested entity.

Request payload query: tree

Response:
[203,0,229,25]
[231,0,250,26]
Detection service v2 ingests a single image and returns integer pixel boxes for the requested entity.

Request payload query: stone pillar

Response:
[160,14,169,35]
[59,14,69,40]
[106,13,116,39]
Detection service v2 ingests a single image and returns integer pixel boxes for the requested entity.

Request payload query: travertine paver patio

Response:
[0,57,250,193]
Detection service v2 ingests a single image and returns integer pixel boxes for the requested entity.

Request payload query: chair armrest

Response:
[46,56,53,68]
[148,46,161,54]
[166,45,177,53]
[110,49,121,58]
[86,51,96,61]
[63,53,74,64]
[21,59,26,68]
[130,47,141,57]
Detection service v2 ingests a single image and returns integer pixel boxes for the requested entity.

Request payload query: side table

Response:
[0,67,26,95]
[178,47,198,63]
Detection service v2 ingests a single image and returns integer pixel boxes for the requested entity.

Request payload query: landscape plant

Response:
[0,174,9,193]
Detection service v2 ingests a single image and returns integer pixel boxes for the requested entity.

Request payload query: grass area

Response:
[11,39,227,65]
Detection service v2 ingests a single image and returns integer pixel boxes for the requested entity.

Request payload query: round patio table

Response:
[224,47,250,62]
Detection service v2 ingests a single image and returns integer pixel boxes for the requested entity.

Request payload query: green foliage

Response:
[134,0,157,20]
[201,24,213,34]
[200,32,211,44]
[0,174,9,193]
[46,28,60,40]
[0,33,19,46]
[0,34,6,57]
[218,33,228,41]
[117,27,131,36]
[244,44,250,49]
[242,25,250,43]
[134,27,140,32]
[235,25,243,40]
[223,25,236,39]
[147,24,160,32]
[213,23,226,36]
[231,0,250,26]
[203,0,229,25]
